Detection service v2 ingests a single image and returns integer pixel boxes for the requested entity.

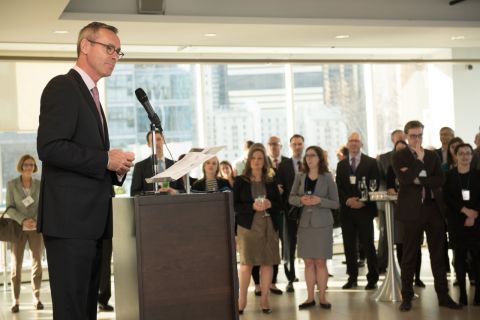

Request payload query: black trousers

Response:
[453,240,480,302]
[44,236,103,320]
[396,243,422,280]
[401,203,449,302]
[283,218,298,282]
[341,214,378,283]
[252,264,278,285]
[98,239,112,305]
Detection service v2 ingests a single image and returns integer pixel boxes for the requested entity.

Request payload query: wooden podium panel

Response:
[134,193,239,320]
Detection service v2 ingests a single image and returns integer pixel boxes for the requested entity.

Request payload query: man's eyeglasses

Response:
[408,134,423,139]
[88,40,124,59]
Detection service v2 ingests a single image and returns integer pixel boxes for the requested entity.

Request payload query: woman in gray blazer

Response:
[5,155,43,313]
[289,146,339,310]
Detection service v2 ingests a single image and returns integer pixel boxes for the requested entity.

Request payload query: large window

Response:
[0,61,462,202]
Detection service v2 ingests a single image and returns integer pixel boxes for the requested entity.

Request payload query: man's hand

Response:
[413,145,424,162]
[464,216,475,227]
[108,149,135,175]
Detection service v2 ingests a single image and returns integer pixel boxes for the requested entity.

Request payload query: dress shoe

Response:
[262,308,272,314]
[357,259,365,267]
[98,303,115,311]
[35,301,44,310]
[414,279,426,288]
[342,281,357,289]
[298,300,315,310]
[320,302,332,309]
[439,296,462,310]
[270,287,283,295]
[365,282,378,290]
[254,290,261,296]
[286,282,295,292]
[11,304,19,313]
[399,300,412,312]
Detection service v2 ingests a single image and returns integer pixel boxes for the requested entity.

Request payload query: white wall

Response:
[452,48,480,145]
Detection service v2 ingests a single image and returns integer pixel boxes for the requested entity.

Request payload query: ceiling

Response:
[0,0,479,61]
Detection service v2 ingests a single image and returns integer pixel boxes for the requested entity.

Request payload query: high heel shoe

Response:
[298,300,315,309]
[262,308,272,314]
[320,302,332,309]
[238,309,244,315]
[11,304,19,313]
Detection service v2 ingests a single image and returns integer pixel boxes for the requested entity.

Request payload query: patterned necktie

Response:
[91,87,104,131]
[297,160,303,172]
[350,157,356,173]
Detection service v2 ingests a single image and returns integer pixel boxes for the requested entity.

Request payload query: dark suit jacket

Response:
[276,158,297,208]
[191,178,231,192]
[443,168,480,244]
[336,153,379,219]
[392,147,445,222]
[37,69,123,240]
[267,155,289,171]
[130,157,184,195]
[233,176,282,231]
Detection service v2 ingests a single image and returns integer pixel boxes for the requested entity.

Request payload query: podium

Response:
[112,193,239,320]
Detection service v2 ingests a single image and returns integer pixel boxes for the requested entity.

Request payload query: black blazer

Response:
[392,147,445,222]
[130,156,184,195]
[37,69,123,240]
[267,155,289,171]
[233,176,282,231]
[443,168,480,244]
[335,153,379,219]
[191,178,231,192]
[276,158,297,208]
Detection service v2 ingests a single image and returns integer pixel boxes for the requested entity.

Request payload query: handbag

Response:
[0,206,22,242]
[287,205,303,221]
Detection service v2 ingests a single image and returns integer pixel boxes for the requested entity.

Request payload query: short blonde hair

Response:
[16,154,38,173]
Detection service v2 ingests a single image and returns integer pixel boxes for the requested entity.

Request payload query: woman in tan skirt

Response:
[234,144,282,314]
[289,146,339,310]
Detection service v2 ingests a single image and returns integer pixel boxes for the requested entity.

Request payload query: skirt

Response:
[237,213,280,265]
[297,225,333,259]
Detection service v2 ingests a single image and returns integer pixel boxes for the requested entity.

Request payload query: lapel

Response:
[68,69,108,149]
[355,153,366,177]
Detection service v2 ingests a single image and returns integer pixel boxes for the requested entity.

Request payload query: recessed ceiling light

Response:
[54,30,69,34]
[335,35,350,39]
[450,35,465,40]
[204,33,217,37]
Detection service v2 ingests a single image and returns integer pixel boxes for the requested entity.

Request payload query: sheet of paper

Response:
[145,146,225,183]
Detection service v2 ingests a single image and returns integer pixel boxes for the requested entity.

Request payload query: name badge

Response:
[349,175,356,185]
[22,195,34,208]
[418,170,427,177]
[462,190,470,201]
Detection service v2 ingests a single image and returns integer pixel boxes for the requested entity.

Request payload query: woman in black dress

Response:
[443,143,480,305]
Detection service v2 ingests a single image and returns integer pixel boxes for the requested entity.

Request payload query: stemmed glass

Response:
[369,179,377,192]
[256,195,269,217]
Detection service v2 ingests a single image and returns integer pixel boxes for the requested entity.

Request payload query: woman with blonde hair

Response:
[6,154,44,313]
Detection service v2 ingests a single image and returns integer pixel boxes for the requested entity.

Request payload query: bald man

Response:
[336,132,380,290]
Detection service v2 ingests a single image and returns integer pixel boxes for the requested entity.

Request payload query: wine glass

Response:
[255,195,269,217]
[369,179,377,192]
[306,191,313,212]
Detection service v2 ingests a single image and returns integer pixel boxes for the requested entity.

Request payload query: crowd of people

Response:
[3,21,479,320]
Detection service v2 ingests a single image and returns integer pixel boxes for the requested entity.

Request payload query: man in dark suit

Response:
[37,22,134,320]
[392,120,461,312]
[130,129,184,196]
[376,129,405,274]
[276,134,304,292]
[266,136,289,170]
[435,127,454,165]
[336,132,379,290]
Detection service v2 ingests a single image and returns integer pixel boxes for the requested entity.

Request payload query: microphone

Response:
[135,88,163,132]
